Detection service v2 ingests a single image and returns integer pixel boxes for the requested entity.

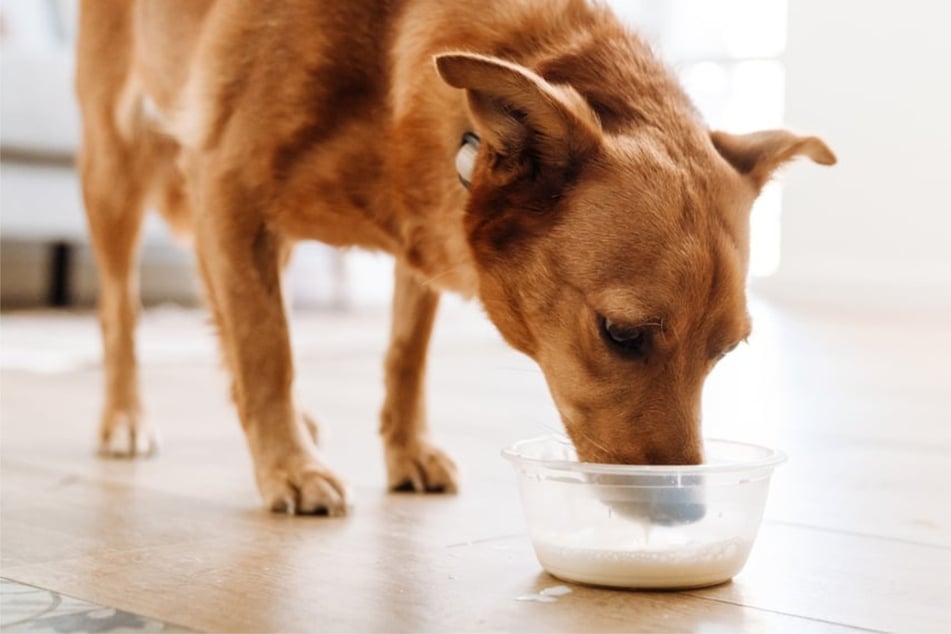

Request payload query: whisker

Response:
[554,410,621,463]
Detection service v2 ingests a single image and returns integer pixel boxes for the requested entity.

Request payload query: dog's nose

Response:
[643,477,707,525]
[631,445,706,525]
[595,474,707,526]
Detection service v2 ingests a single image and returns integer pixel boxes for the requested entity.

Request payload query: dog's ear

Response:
[435,52,601,184]
[711,129,836,189]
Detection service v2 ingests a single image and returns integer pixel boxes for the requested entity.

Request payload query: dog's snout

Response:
[618,438,703,466]
[573,430,704,466]
[646,444,703,466]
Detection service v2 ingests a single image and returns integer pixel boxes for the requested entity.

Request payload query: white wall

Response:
[764,0,951,309]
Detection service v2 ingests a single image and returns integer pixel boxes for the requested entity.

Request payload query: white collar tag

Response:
[455,132,480,189]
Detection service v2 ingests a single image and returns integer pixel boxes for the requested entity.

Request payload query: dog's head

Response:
[436,52,835,465]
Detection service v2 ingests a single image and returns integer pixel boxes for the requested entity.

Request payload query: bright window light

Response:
[610,0,788,278]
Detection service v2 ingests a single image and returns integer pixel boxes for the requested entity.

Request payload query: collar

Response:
[455,132,480,189]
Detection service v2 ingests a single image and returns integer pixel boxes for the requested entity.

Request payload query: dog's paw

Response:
[385,440,459,494]
[256,454,351,516]
[97,408,159,458]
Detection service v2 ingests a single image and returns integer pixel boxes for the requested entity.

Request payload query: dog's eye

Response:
[599,316,651,359]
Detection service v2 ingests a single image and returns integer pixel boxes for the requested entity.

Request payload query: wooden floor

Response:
[2,296,950,633]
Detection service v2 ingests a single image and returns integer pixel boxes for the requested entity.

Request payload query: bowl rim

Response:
[501,434,787,475]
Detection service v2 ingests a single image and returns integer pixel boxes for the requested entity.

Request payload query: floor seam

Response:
[682,592,893,633]
[764,518,951,550]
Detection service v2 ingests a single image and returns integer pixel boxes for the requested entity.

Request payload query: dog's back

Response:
[76,0,689,250]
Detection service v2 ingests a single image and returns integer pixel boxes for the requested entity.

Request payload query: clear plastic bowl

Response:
[502,435,786,589]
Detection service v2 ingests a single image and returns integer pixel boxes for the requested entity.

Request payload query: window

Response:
[610,0,789,277]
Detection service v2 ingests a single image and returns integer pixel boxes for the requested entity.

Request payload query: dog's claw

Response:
[257,459,351,516]
[392,480,418,493]
[97,409,159,458]
[385,441,459,494]
[270,496,296,515]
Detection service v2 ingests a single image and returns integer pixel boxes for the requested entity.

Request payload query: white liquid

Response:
[533,536,752,589]
[515,585,573,603]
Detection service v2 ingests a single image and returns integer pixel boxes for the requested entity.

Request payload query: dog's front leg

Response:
[380,262,458,493]
[195,184,348,515]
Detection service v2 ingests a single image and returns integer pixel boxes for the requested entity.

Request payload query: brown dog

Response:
[75,0,834,515]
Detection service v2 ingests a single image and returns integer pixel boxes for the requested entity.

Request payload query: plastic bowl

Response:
[502,435,786,589]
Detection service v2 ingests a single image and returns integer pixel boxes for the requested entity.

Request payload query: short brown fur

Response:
[76,0,834,513]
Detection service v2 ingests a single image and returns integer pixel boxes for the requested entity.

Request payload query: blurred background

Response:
[2,0,949,312]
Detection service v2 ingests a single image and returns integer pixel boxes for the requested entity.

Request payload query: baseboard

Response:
[0,239,200,309]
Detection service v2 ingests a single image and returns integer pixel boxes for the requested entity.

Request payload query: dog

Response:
[75,0,834,515]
